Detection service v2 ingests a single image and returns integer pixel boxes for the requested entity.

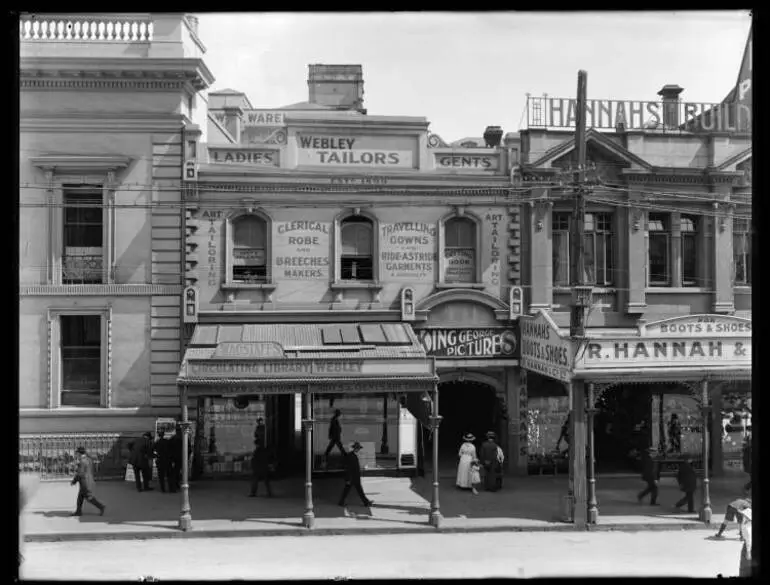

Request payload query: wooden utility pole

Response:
[569,70,591,527]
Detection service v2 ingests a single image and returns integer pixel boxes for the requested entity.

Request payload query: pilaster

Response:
[527,188,552,312]
[515,369,529,475]
[626,191,647,313]
[712,197,735,314]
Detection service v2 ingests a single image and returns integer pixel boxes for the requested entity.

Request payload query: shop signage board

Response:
[184,358,435,379]
[208,147,279,166]
[273,218,331,280]
[434,153,500,171]
[380,222,437,281]
[519,310,573,382]
[575,315,752,370]
[418,328,518,359]
[296,134,416,169]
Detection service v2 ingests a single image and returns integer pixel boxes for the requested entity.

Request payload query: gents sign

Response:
[436,154,499,171]
[297,135,414,168]
[520,310,572,382]
[419,328,518,358]
[187,360,363,378]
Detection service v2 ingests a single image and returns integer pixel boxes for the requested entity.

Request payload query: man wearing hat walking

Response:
[338,441,373,508]
[70,446,105,516]
[637,446,660,505]
[479,431,502,492]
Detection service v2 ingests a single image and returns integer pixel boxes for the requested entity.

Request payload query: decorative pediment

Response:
[427,133,449,148]
[531,128,651,171]
[30,154,132,175]
[716,147,752,172]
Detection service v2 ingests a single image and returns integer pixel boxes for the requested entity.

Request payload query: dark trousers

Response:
[675,490,695,512]
[133,464,152,490]
[339,479,369,506]
[325,439,345,458]
[249,474,272,496]
[157,460,172,492]
[638,480,658,504]
[168,460,181,492]
[76,490,104,513]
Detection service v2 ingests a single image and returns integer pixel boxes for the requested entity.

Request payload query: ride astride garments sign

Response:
[418,328,518,358]
[575,315,752,370]
[519,310,573,382]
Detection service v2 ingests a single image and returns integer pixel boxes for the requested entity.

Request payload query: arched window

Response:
[444,217,476,283]
[340,216,374,281]
[231,215,267,283]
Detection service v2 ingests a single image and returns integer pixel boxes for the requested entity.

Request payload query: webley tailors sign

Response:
[418,328,518,359]
[574,315,752,370]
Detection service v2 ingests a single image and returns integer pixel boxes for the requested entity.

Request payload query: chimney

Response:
[657,84,684,129]
[308,64,366,113]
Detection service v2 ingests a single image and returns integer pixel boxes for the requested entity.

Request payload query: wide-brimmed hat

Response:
[350,441,363,452]
[463,433,476,442]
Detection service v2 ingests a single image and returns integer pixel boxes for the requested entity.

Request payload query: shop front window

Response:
[313,394,405,472]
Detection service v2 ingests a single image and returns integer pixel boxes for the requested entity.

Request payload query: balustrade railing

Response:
[63,253,104,284]
[20,15,153,42]
[19,433,126,481]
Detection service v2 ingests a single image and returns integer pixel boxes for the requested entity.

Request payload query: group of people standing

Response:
[456,431,505,495]
[128,427,185,493]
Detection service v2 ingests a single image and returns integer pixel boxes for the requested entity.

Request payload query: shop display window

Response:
[312,394,401,471]
[526,396,570,474]
[200,398,266,475]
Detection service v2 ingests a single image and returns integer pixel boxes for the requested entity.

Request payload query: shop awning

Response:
[177,322,438,397]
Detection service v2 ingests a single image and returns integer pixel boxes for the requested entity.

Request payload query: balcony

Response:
[19,13,206,60]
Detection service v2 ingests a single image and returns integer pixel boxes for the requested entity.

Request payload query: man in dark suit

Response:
[137,432,155,491]
[71,446,105,516]
[248,440,275,497]
[168,424,184,493]
[674,454,697,513]
[338,441,373,508]
[637,446,660,505]
[154,430,172,493]
[324,409,345,468]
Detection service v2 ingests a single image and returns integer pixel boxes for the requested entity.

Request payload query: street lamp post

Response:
[429,385,443,528]
[178,385,192,531]
[302,390,315,529]
[700,379,712,524]
[586,382,599,524]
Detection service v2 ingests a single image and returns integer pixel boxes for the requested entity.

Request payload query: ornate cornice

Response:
[195,182,514,197]
[21,284,182,296]
[21,77,188,91]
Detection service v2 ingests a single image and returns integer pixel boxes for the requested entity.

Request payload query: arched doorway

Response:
[435,380,501,470]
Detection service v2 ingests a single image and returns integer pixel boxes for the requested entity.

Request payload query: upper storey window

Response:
[63,188,104,284]
[444,217,476,284]
[340,216,374,281]
[231,215,267,283]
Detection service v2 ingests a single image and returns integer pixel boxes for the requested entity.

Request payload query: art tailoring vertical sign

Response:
[380,222,436,280]
[485,211,503,287]
[274,219,331,280]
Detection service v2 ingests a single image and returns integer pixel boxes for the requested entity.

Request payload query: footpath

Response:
[20,471,748,543]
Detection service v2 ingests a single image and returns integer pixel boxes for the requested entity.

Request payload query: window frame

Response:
[733,217,752,286]
[223,209,273,289]
[333,211,380,285]
[680,214,699,287]
[647,212,671,287]
[437,210,483,287]
[47,308,112,409]
[551,210,615,287]
[62,188,106,285]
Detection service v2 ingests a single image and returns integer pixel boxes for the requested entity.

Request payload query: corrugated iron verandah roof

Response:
[178,323,437,392]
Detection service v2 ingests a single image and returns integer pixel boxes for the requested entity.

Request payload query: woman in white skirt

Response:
[456,433,480,495]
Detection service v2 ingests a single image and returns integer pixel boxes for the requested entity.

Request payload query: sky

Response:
[196,11,752,143]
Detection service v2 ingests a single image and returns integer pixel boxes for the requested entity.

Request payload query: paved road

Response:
[20,530,744,580]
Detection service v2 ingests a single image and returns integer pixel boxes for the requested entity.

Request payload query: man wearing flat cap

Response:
[338,441,373,508]
[70,446,106,516]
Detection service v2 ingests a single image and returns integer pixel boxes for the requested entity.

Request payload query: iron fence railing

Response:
[19,433,126,481]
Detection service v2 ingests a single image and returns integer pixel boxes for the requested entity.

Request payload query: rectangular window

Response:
[552,212,614,286]
[648,213,670,286]
[232,216,268,283]
[63,188,103,284]
[340,218,374,281]
[60,315,101,407]
[444,217,476,283]
[680,215,698,287]
[733,218,751,285]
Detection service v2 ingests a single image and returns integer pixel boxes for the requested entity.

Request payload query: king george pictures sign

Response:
[418,328,518,359]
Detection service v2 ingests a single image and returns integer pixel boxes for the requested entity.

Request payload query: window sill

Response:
[553,287,617,294]
[435,282,487,290]
[221,282,276,291]
[331,281,383,290]
[645,287,711,293]
[733,286,752,293]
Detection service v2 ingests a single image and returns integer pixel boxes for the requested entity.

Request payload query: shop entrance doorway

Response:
[594,385,653,474]
[433,380,501,474]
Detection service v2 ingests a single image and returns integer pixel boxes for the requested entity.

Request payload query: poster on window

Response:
[527,396,570,456]
[380,222,436,281]
[444,249,475,283]
[233,248,266,265]
[273,219,331,280]
[650,394,702,456]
